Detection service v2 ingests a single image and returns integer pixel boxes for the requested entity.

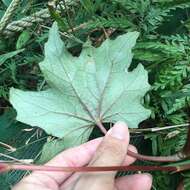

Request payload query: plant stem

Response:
[0,153,27,163]
[96,121,107,134]
[11,164,176,172]
[96,122,185,162]
[1,162,190,173]
[177,181,184,190]
[0,141,16,152]
[127,150,183,162]
[0,163,181,173]
[130,123,189,133]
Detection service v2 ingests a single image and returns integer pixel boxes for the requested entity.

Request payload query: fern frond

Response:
[114,0,171,31]
[161,35,190,51]
[161,34,190,44]
[154,0,190,10]
[136,41,185,57]
[153,61,190,90]
[167,112,187,124]
[86,16,136,30]
[134,49,164,62]
[167,97,190,114]
[134,40,185,63]
[157,128,187,154]
[167,85,190,114]
[144,7,170,32]
[113,0,150,14]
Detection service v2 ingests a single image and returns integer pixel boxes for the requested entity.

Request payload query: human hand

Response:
[13,122,152,190]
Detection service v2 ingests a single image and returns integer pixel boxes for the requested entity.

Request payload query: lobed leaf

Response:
[10,22,151,140]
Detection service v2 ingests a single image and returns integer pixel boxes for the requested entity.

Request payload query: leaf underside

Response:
[10,22,151,140]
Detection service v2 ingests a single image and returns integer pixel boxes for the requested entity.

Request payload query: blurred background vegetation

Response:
[0,0,190,189]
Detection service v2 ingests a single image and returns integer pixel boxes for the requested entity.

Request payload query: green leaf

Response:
[38,127,90,163]
[2,0,12,7]
[0,108,47,189]
[0,109,18,144]
[0,10,5,19]
[38,138,65,163]
[10,22,150,141]
[0,49,24,66]
[80,0,95,14]
[16,30,31,49]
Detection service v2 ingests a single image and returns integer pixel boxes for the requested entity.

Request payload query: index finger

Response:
[22,138,102,186]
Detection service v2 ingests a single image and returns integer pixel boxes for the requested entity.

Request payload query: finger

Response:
[73,121,129,190]
[14,137,103,189]
[115,174,152,190]
[90,121,129,166]
[60,144,137,190]
[123,144,137,164]
[12,181,56,190]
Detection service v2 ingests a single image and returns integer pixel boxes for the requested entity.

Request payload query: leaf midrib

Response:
[55,54,98,123]
[15,92,93,123]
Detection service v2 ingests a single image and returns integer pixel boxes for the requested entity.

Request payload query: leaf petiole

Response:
[0,162,189,173]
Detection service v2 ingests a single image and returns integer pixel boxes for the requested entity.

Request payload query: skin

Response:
[13,121,152,190]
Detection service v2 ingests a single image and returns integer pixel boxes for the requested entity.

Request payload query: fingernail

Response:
[107,121,128,140]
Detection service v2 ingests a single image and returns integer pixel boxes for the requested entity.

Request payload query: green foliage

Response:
[38,130,92,163]
[0,49,24,66]
[16,30,31,50]
[183,172,190,190]
[153,61,190,90]
[0,109,47,190]
[1,0,11,7]
[38,138,65,164]
[86,16,136,30]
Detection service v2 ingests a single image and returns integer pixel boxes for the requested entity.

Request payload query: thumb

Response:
[90,121,129,167]
[74,121,129,190]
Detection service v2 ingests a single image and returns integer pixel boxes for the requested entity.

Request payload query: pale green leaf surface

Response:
[10,22,150,140]
[38,138,66,164]
[38,127,91,163]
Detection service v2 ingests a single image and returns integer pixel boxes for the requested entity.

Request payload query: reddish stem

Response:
[1,161,190,173]
[177,180,185,190]
[0,163,186,173]
[127,150,182,162]
[6,163,179,172]
[96,121,107,134]
[97,122,182,162]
